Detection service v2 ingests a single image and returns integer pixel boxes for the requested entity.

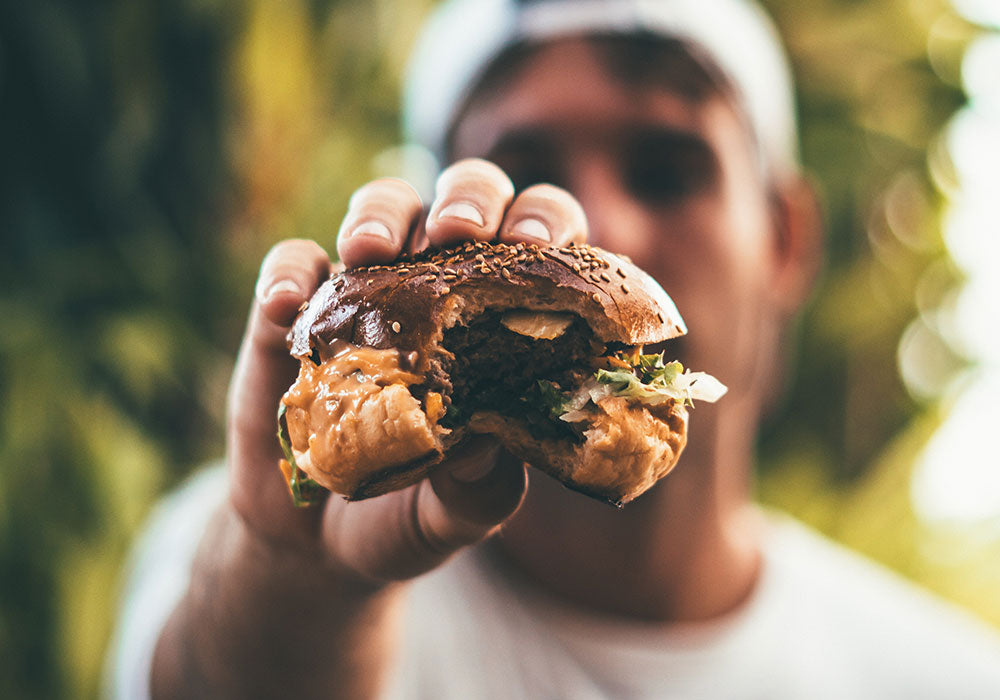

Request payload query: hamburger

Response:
[277,240,726,507]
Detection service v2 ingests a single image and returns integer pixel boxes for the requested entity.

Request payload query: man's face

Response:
[451,39,786,399]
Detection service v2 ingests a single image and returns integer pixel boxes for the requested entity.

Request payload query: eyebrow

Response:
[483,128,555,161]
[484,124,718,161]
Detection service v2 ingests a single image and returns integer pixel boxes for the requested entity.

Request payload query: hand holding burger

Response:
[279,239,725,507]
[228,158,723,589]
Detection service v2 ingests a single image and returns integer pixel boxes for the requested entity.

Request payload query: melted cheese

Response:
[500,310,575,340]
[281,345,438,493]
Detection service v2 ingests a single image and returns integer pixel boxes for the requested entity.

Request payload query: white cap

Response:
[403,0,799,181]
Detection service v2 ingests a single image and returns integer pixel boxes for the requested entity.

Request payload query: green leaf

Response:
[534,379,569,417]
[631,352,683,385]
[595,356,689,405]
[277,402,326,508]
[596,368,641,389]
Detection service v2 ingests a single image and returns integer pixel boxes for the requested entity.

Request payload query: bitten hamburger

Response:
[278,240,726,507]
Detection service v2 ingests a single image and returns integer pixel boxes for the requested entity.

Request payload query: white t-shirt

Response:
[106,466,1000,699]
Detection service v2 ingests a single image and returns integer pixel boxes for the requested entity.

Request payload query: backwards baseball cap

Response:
[403,0,800,181]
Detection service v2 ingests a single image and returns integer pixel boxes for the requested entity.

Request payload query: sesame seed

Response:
[616,268,626,279]
[440,286,451,295]
[572,263,581,272]
[501,268,512,280]
[600,272,611,283]
[592,292,601,303]
[656,312,665,323]
[424,274,436,282]
[621,283,630,294]
[391,321,401,333]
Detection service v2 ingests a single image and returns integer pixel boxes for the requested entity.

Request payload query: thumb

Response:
[321,439,527,582]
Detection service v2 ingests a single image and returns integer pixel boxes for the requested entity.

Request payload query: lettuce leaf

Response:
[596,354,726,406]
[559,352,727,422]
[534,379,569,418]
[277,402,326,508]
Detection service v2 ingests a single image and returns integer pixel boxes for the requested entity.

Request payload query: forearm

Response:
[150,503,404,700]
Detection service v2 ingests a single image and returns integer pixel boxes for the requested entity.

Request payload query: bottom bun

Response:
[466,396,688,506]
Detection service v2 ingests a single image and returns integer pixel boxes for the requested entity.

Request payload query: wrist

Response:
[152,502,403,699]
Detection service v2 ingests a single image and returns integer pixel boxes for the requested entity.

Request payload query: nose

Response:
[571,156,653,259]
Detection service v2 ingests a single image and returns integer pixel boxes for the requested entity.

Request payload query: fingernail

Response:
[258,278,301,304]
[349,220,393,241]
[508,217,550,242]
[436,201,485,227]
[449,438,500,483]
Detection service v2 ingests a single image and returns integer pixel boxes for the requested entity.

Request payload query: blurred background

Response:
[1,0,999,697]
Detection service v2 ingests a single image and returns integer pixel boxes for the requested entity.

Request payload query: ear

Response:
[767,174,824,315]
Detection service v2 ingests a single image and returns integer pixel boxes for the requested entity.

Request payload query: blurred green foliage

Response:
[0,0,997,698]
[760,0,1000,633]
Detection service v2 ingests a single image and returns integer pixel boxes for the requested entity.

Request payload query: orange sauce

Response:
[281,344,438,489]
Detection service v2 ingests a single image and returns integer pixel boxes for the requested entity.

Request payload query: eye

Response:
[507,163,565,194]
[487,133,564,194]
[623,132,718,205]
[625,156,691,202]
[493,153,564,194]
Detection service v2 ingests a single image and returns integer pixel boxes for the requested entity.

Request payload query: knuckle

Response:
[260,239,296,268]
[517,183,582,212]
[437,158,514,198]
[260,238,323,277]
[348,177,422,212]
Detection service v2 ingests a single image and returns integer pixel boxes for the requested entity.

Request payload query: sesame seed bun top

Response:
[289,240,686,366]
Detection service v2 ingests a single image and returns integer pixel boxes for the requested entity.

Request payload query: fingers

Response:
[425,162,587,248]
[321,439,526,581]
[337,178,423,268]
[338,162,588,269]
[499,183,589,247]
[228,239,332,541]
[254,239,332,325]
[426,159,515,246]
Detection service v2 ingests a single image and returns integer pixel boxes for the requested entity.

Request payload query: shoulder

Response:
[760,513,1000,698]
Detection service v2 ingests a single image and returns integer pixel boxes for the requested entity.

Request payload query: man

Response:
[109,0,1000,698]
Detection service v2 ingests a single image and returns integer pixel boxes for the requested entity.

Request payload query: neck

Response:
[493,398,764,622]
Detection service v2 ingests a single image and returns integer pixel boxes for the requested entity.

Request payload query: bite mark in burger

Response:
[278,241,726,507]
